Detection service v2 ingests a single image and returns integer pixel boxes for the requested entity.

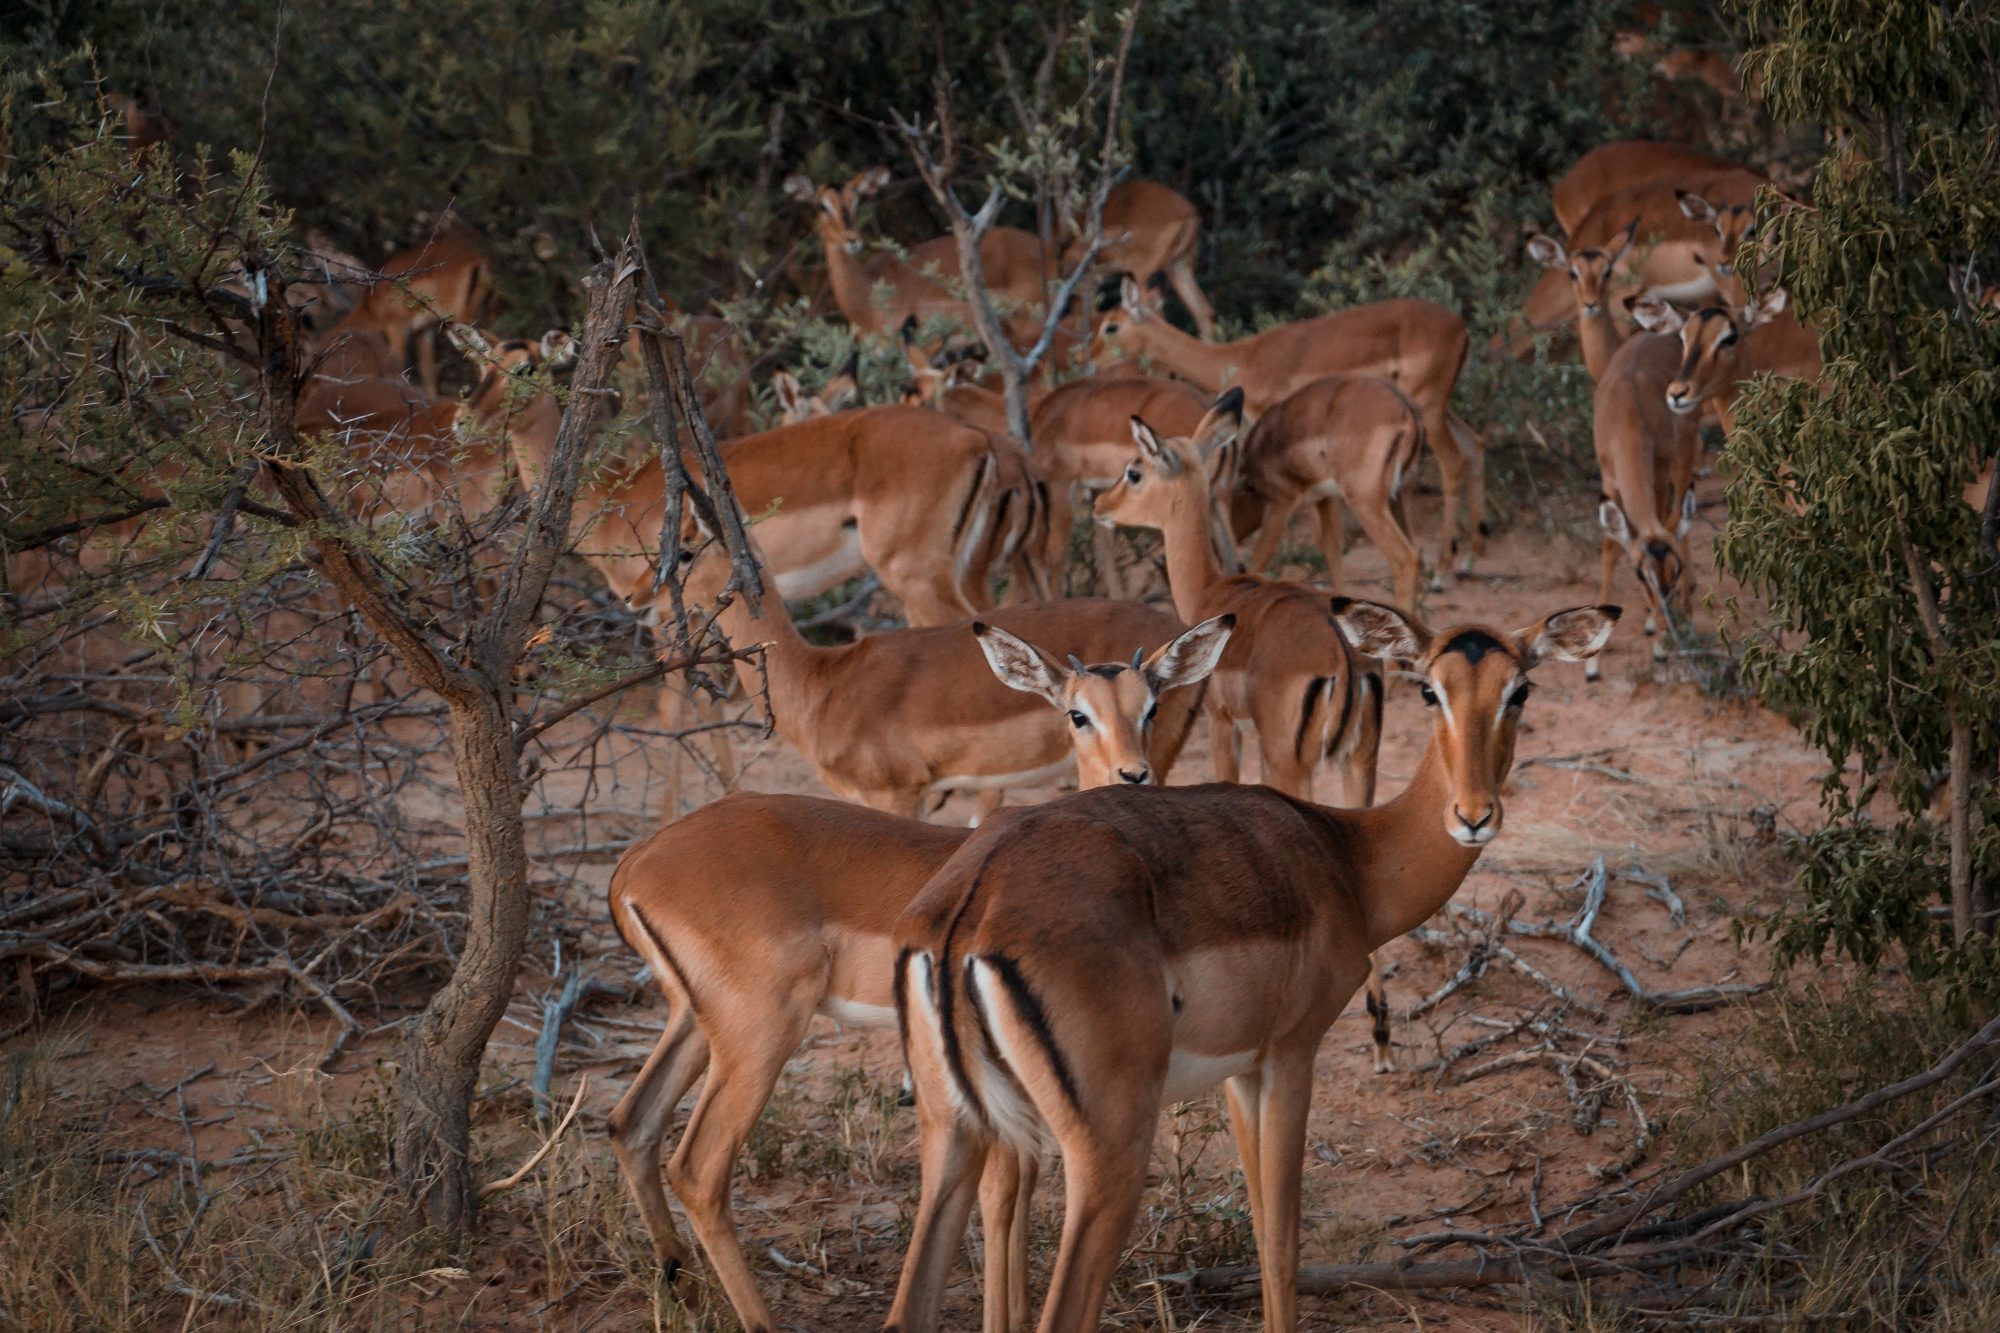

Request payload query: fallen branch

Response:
[478,1075,589,1201]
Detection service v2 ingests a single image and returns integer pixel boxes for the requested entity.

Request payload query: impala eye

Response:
[1125,466,1142,484]
[1507,682,1533,709]
[1068,710,1089,729]
[1717,332,1737,348]
[1419,684,1439,708]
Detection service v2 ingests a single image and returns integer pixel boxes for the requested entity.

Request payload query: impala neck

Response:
[1344,735,1486,950]
[704,567,821,732]
[496,396,564,494]
[1128,321,1241,392]
[819,234,884,334]
[1578,307,1624,381]
[1153,482,1227,623]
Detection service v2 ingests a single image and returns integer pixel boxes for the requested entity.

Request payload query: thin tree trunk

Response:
[1947,717,1972,943]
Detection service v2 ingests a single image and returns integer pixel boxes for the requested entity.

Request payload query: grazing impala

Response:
[885,599,1620,1333]
[671,521,1208,818]
[1070,179,1218,338]
[1526,218,1640,381]
[606,613,1232,1333]
[472,335,1038,624]
[784,168,1050,347]
[1236,373,1427,610]
[331,219,494,396]
[1092,278,1487,576]
[1587,299,1703,680]
[1551,139,1761,236]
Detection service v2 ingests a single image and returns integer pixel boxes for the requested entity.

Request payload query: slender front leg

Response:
[1312,495,1346,594]
[1222,1070,1267,1245]
[1364,959,1394,1073]
[607,1006,709,1281]
[1588,537,1619,682]
[1210,707,1242,785]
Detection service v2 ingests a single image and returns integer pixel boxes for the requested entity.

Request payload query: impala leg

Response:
[1252,1050,1315,1332]
[1042,485,1077,598]
[663,987,820,1333]
[1422,406,1464,581]
[1034,1110,1158,1333]
[1347,485,1421,614]
[1092,520,1127,599]
[659,684,737,822]
[1589,537,1619,682]
[1244,493,1299,576]
[1166,259,1218,341]
[1308,495,1345,594]
[1222,1070,1267,1242]
[1452,413,1489,569]
[885,1119,988,1333]
[607,1003,710,1282]
[1210,706,1243,785]
[1365,958,1395,1073]
[414,326,442,398]
[978,1146,1038,1333]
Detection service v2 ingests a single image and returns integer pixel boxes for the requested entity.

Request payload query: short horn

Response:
[1066,654,1087,674]
[1130,647,1143,671]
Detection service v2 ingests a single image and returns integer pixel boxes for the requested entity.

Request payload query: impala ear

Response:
[1611,216,1640,263]
[821,370,859,412]
[1120,275,1145,317]
[1143,613,1236,693]
[1193,387,1245,458]
[539,329,577,370]
[972,623,1068,707]
[1598,498,1635,545]
[1677,190,1719,225]
[781,173,817,202]
[771,370,804,416]
[1517,605,1622,667]
[851,166,891,197]
[1129,415,1171,468]
[1525,233,1567,269]
[1751,286,1788,326]
[1331,597,1429,662]
[1627,296,1685,334]
[1677,486,1699,538]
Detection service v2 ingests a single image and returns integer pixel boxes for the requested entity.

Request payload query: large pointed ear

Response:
[781,173,817,202]
[1143,613,1235,693]
[1610,216,1640,264]
[771,370,805,417]
[1677,485,1699,539]
[972,622,1068,707]
[1129,414,1173,469]
[820,369,859,412]
[1192,387,1245,458]
[1525,233,1567,270]
[851,166,891,197]
[1598,498,1634,545]
[1331,597,1429,662]
[1516,605,1621,666]
[540,329,577,371]
[1676,190,1719,225]
[1751,285,1788,327]
[1626,295,1685,334]
[1120,274,1146,317]
[447,323,494,358]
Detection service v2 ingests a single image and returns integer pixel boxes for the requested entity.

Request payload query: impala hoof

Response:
[1585,659,1602,683]
[1372,1052,1397,1075]
[660,1255,685,1287]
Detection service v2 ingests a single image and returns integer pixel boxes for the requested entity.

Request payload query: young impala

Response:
[608,614,1233,1333]
[1526,218,1640,381]
[885,599,1620,1333]
[330,218,493,396]
[1091,277,1488,577]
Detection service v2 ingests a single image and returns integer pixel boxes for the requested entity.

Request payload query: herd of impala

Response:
[279,135,1832,1331]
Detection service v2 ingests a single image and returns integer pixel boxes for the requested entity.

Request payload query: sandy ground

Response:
[24,460,1833,1330]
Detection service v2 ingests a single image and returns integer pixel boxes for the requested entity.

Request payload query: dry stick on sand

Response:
[479,1075,590,1201]
[1174,1012,2000,1301]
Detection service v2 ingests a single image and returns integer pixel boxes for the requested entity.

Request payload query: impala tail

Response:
[896,945,1066,1161]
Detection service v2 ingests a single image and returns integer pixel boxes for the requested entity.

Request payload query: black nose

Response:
[1646,539,1673,562]
[1453,806,1492,832]
[1119,768,1150,785]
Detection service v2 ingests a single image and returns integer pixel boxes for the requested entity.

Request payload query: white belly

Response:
[1160,1047,1260,1105]
[772,522,865,601]
[921,756,1074,796]
[818,995,898,1028]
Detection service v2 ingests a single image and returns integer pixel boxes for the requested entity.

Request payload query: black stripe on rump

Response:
[976,953,1082,1114]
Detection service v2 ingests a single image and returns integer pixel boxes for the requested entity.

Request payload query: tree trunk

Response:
[389,687,529,1229]
[1947,716,1972,944]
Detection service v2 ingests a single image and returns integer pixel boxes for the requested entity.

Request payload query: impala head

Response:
[1675,190,1755,310]
[1092,388,1244,529]
[1526,218,1636,317]
[1665,287,1787,415]
[973,615,1235,789]
[1089,274,1168,365]
[898,315,985,407]
[772,358,859,424]
[1334,599,1620,846]
[461,329,574,419]
[1599,487,1698,626]
[783,167,890,256]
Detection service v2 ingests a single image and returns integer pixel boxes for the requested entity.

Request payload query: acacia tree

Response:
[1718,0,2000,979]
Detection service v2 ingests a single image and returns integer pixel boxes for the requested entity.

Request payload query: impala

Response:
[607,612,1232,1333]
[784,168,1050,348]
[1069,179,1217,339]
[1236,373,1427,610]
[330,219,493,396]
[1663,287,1819,438]
[1092,278,1487,576]
[885,599,1620,1333]
[1587,299,1703,680]
[772,363,860,424]
[1551,139,1762,236]
[473,335,1039,625]
[1526,218,1639,381]
[669,519,1208,819]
